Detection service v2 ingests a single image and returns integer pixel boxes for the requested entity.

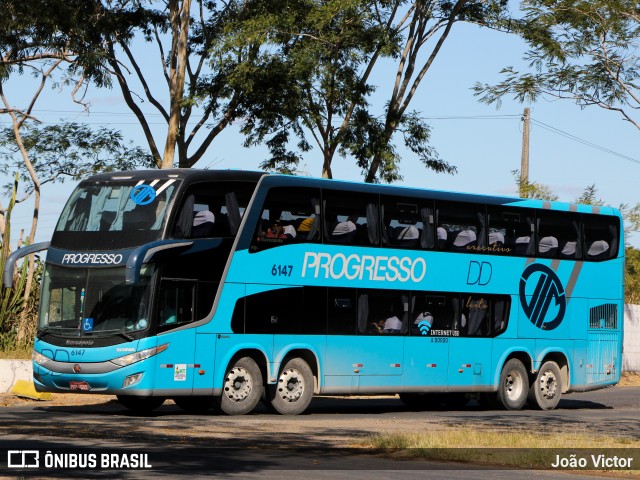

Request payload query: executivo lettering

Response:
[301,252,426,283]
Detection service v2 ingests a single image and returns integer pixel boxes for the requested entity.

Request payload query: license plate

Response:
[69,381,90,391]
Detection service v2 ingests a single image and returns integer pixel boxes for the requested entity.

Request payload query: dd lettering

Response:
[467,261,492,286]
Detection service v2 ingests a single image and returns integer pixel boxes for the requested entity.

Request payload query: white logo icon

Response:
[8,450,39,468]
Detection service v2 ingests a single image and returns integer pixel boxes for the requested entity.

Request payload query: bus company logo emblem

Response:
[130,184,156,205]
[519,263,566,331]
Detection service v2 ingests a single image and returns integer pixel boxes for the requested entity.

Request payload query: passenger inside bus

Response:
[382,313,402,333]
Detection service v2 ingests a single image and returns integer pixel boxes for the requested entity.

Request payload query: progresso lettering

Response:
[301,252,426,283]
[61,253,124,265]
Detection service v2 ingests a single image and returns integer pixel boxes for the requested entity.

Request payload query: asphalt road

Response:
[0,387,638,479]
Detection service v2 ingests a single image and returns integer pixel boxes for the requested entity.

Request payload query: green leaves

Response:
[0,123,154,197]
[475,0,640,130]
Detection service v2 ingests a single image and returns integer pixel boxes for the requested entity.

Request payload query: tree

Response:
[473,0,640,131]
[233,0,511,183]
[626,246,640,304]
[100,0,278,169]
[512,169,558,200]
[0,176,37,351]
[0,0,152,341]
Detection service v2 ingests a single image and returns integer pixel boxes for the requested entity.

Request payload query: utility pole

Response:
[520,107,530,197]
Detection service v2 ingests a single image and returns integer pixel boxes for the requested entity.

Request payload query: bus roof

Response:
[258,174,623,218]
[80,169,621,218]
[80,169,267,186]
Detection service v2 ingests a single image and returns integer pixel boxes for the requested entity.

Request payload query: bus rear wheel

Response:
[269,358,314,415]
[528,361,563,410]
[117,395,165,412]
[220,357,263,415]
[497,359,529,410]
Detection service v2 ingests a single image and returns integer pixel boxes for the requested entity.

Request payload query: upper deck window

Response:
[56,180,178,234]
[172,181,256,239]
[250,187,321,252]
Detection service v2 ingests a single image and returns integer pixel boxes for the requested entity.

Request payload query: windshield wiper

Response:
[101,330,135,342]
[37,326,73,339]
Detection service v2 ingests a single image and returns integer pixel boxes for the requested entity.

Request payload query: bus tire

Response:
[497,358,529,410]
[173,396,216,413]
[220,357,263,415]
[528,361,562,410]
[269,358,314,415]
[117,395,165,412]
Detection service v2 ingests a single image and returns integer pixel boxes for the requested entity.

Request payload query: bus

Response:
[5,169,624,414]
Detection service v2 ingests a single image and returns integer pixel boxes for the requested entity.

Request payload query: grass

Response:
[0,345,33,360]
[361,428,640,472]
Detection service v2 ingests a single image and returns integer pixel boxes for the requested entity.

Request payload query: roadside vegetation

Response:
[362,428,640,471]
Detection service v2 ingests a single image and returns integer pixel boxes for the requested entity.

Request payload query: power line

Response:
[531,118,640,166]
[2,109,637,165]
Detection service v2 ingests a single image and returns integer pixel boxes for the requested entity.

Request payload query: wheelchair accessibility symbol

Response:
[130,184,157,205]
[519,263,566,330]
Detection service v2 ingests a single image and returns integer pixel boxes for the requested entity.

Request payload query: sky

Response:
[3,13,640,248]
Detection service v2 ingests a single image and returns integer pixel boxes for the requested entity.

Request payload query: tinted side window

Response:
[381,196,435,250]
[250,187,321,252]
[357,290,409,335]
[243,287,326,334]
[172,181,254,238]
[487,208,534,256]
[461,294,510,337]
[583,214,619,261]
[436,202,486,253]
[410,293,461,336]
[537,211,581,259]
[328,288,357,334]
[324,190,379,246]
[157,279,195,333]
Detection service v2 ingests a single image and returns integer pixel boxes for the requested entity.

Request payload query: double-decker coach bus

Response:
[5,169,623,414]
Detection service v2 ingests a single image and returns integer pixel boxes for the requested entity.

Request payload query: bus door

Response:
[153,279,197,393]
[324,290,404,393]
[403,294,451,388]
[448,294,496,389]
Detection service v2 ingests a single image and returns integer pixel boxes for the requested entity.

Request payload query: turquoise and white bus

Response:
[6,169,623,414]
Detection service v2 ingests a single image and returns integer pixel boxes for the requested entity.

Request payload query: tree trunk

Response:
[162,0,192,169]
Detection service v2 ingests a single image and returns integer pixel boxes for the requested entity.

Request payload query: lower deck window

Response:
[232,287,510,337]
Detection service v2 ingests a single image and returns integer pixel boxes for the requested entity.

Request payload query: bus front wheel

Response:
[117,395,165,412]
[497,359,529,410]
[528,361,563,410]
[269,358,314,415]
[220,357,263,415]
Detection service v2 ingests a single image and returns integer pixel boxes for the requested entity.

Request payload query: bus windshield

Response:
[55,180,178,234]
[39,264,155,336]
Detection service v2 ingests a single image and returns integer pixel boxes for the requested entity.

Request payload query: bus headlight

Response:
[110,344,169,367]
[33,350,51,367]
[123,373,144,388]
